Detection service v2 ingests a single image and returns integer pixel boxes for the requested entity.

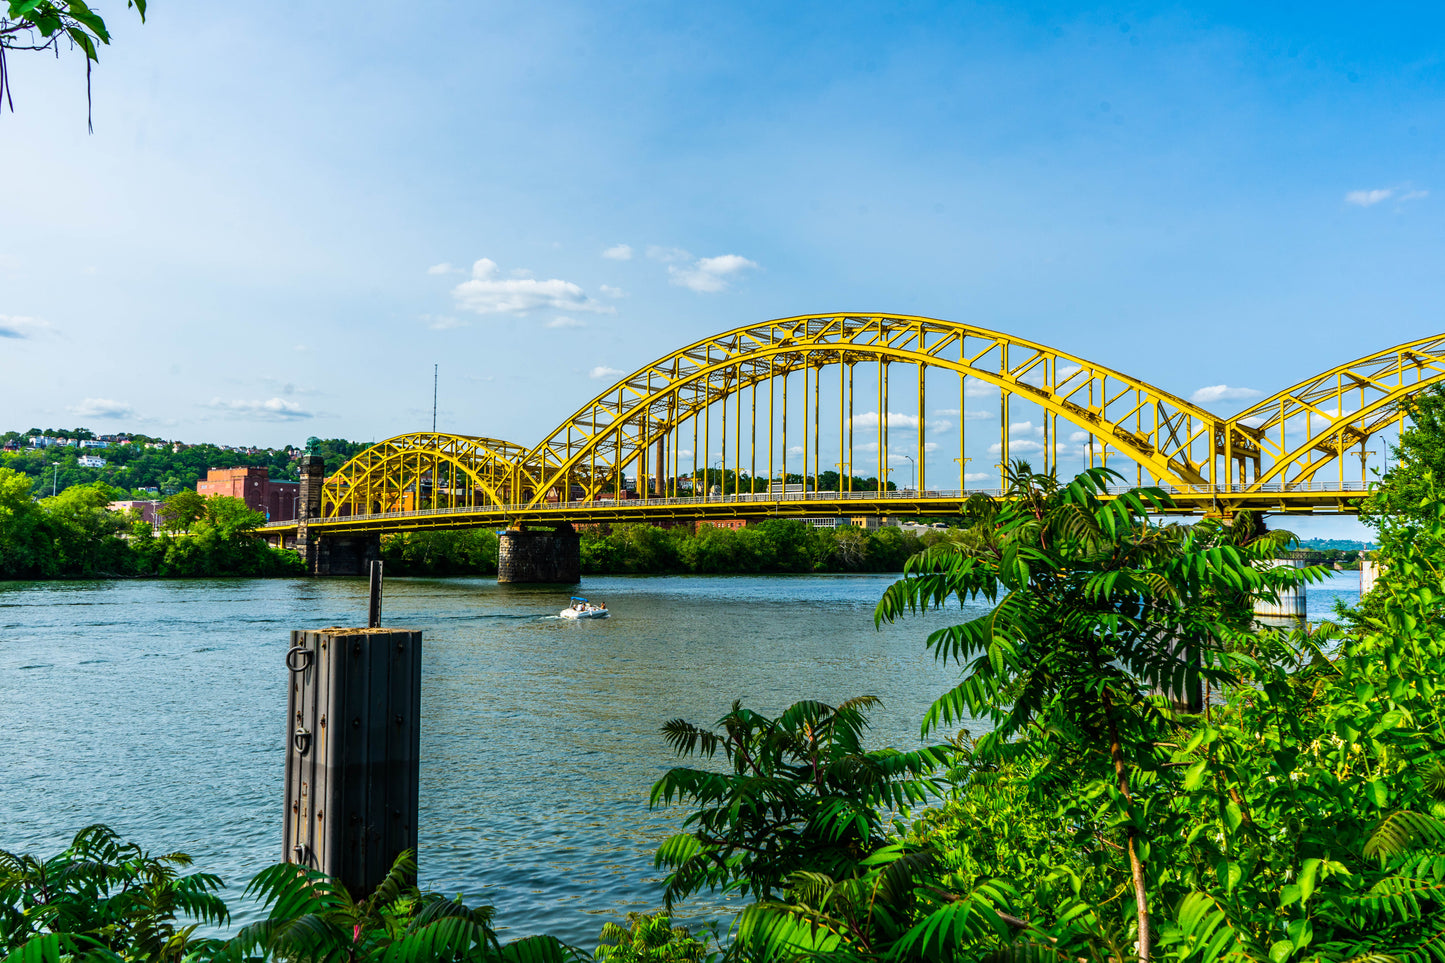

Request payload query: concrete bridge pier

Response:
[498,524,581,583]
[304,532,382,577]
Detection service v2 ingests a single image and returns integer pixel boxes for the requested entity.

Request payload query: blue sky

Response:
[4,1,1442,538]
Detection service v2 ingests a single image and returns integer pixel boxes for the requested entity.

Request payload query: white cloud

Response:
[787,445,805,455]
[602,244,633,261]
[424,314,468,331]
[1191,384,1262,405]
[427,262,459,275]
[452,258,613,315]
[1345,189,1393,207]
[293,344,309,352]
[600,284,626,298]
[850,410,921,430]
[669,254,759,294]
[547,316,586,328]
[69,398,135,419]
[589,366,624,380]
[1010,420,1044,436]
[964,379,998,398]
[0,314,52,339]
[988,439,1045,454]
[964,472,991,483]
[1344,187,1428,208]
[206,397,315,421]
[1069,430,1091,443]
[647,245,691,263]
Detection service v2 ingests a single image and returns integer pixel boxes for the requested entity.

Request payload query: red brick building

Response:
[197,467,300,522]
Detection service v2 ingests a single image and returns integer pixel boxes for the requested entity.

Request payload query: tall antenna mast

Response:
[432,364,438,433]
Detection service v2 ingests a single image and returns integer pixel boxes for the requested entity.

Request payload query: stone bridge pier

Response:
[498,524,581,583]
[293,453,382,576]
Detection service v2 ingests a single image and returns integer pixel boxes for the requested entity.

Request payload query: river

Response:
[0,571,1360,947]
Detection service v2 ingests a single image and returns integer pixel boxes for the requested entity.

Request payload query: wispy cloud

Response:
[69,398,135,419]
[669,253,759,293]
[0,314,53,339]
[547,316,586,328]
[1345,188,1394,207]
[423,314,468,331]
[1191,384,1262,405]
[206,398,315,421]
[589,365,623,380]
[602,244,633,261]
[600,284,626,298]
[646,245,690,263]
[451,258,613,315]
[1345,186,1428,207]
[427,262,465,275]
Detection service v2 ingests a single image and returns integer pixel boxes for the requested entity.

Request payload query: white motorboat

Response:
[560,596,610,619]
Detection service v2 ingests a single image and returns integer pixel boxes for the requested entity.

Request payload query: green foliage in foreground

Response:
[0,828,579,963]
[649,464,1445,961]
[0,469,302,579]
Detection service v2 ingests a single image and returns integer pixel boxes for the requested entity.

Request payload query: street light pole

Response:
[902,453,916,493]
[50,462,59,497]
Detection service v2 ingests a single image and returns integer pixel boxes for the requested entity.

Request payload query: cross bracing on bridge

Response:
[263,316,1444,538]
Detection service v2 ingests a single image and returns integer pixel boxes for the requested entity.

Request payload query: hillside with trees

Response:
[0,429,366,498]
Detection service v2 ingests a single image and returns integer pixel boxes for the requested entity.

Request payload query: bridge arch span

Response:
[1224,334,1445,490]
[321,432,533,519]
[521,313,1226,509]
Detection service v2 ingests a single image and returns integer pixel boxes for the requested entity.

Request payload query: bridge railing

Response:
[261,479,1374,530]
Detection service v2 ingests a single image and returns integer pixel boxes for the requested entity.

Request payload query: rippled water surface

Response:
[0,571,1360,946]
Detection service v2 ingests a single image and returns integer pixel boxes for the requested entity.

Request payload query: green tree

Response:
[1,0,147,127]
[0,824,228,961]
[874,463,1319,959]
[158,489,207,532]
[0,466,53,577]
[594,912,717,963]
[651,697,953,907]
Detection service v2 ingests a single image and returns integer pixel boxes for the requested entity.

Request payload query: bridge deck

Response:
[260,482,1370,538]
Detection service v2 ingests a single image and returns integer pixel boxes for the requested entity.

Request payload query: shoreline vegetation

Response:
[1,465,1368,583]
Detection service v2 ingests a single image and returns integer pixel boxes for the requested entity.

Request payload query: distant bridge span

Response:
[261,316,1445,566]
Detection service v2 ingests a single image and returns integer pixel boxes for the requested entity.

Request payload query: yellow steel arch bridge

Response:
[263,315,1445,540]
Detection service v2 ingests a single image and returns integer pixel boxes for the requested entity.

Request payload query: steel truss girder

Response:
[521,314,1225,508]
[321,432,532,520]
[301,321,1445,531]
[1224,334,1445,489]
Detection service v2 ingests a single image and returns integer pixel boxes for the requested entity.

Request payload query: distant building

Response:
[698,518,747,531]
[196,466,299,521]
[79,439,109,449]
[77,454,107,468]
[108,500,161,526]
